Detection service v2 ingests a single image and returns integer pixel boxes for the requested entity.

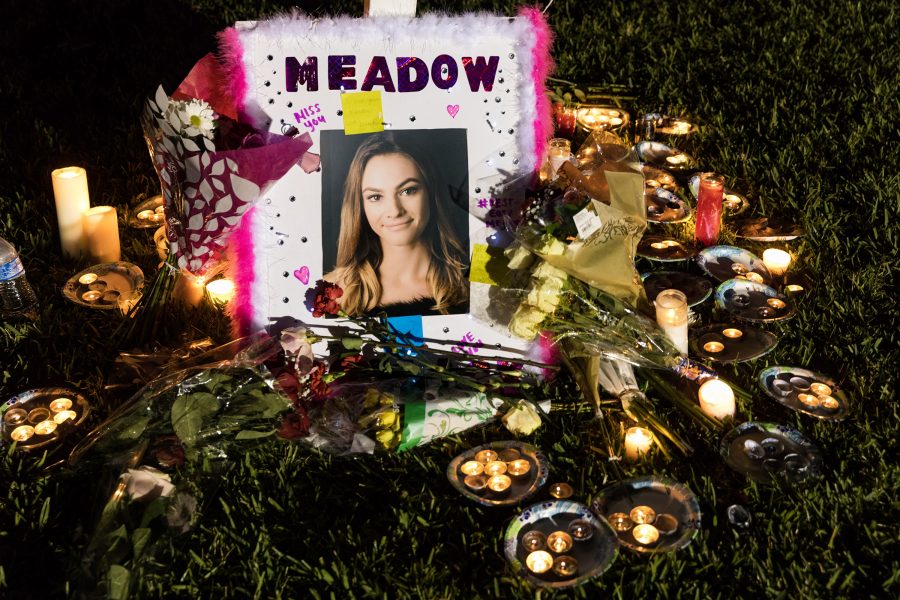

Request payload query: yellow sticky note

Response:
[469,243,509,287]
[341,91,384,135]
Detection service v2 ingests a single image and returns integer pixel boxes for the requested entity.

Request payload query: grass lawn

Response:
[1,0,898,598]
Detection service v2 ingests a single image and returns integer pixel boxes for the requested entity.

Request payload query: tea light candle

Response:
[703,341,725,353]
[629,506,656,525]
[767,298,786,309]
[666,153,687,165]
[655,289,689,354]
[497,447,521,462]
[624,426,654,461]
[487,474,511,493]
[49,398,73,413]
[136,209,155,220]
[810,383,832,397]
[547,531,573,554]
[654,513,679,535]
[723,194,743,210]
[762,249,792,277]
[698,379,736,421]
[10,425,34,442]
[521,530,547,552]
[474,449,498,463]
[633,524,660,545]
[821,396,839,410]
[552,555,578,577]
[507,459,531,478]
[722,328,743,339]
[34,420,57,435]
[206,278,235,305]
[82,206,121,263]
[525,551,553,574]
[650,242,668,250]
[663,239,681,247]
[463,474,488,493]
[798,393,820,408]
[670,120,692,134]
[548,482,574,499]
[149,212,165,223]
[744,272,764,284]
[82,290,102,303]
[784,284,804,294]
[460,460,484,476]
[78,273,98,285]
[484,461,508,477]
[568,519,594,541]
[53,410,77,424]
[4,408,27,425]
[609,117,623,126]
[51,166,91,259]
[646,179,661,188]
[607,513,633,531]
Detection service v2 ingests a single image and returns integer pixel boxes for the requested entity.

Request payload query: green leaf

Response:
[235,430,276,440]
[106,565,131,600]
[341,337,364,350]
[574,88,587,102]
[171,392,220,447]
[131,527,152,559]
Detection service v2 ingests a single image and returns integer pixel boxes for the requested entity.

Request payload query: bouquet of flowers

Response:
[124,54,319,342]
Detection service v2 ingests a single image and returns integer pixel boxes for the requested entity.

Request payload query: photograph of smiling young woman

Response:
[325,132,469,317]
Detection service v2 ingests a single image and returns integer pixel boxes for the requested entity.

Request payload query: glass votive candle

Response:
[53,410,77,424]
[460,460,484,476]
[568,519,594,541]
[654,513,679,535]
[3,408,27,426]
[10,425,35,442]
[548,482,574,499]
[546,531,573,554]
[607,513,633,532]
[49,398,73,413]
[810,383,832,397]
[521,530,547,552]
[484,461,508,477]
[762,248,792,277]
[78,273,98,285]
[34,420,57,436]
[629,506,656,525]
[27,407,50,424]
[474,449,499,464]
[463,474,488,493]
[507,459,531,478]
[633,523,660,545]
[487,474,511,494]
[722,328,743,339]
[497,447,521,462]
[698,379,736,421]
[526,550,553,574]
[552,555,579,577]
[624,426,654,462]
[82,290,102,302]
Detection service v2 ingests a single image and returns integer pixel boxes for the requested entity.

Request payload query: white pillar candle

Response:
[624,426,654,461]
[82,206,121,263]
[655,289,689,354]
[698,379,736,421]
[51,167,91,259]
[762,248,792,277]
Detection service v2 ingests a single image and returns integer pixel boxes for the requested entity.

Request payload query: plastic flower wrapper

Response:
[68,333,292,599]
[511,129,650,308]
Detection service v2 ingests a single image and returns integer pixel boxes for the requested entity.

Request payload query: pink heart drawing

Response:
[447,104,460,118]
[293,266,310,285]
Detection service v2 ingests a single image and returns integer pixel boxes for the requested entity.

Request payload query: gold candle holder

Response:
[497,448,521,462]
[525,550,553,574]
[463,474,488,493]
[484,461,508,477]
[546,531,573,554]
[53,410,77,424]
[548,482,574,499]
[487,474,511,494]
[629,506,656,525]
[633,523,660,545]
[10,425,34,442]
[507,459,531,478]
[34,420,57,436]
[552,555,578,577]
[460,460,484,476]
[49,398,73,413]
[474,449,499,464]
[27,407,50,424]
[521,530,547,552]
[607,512,633,532]
[4,408,27,426]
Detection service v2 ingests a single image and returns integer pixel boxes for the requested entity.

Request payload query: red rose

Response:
[305,280,344,318]
[277,408,310,440]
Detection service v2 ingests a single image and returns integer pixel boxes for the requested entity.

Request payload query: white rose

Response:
[527,275,565,313]
[123,466,176,501]
[501,400,542,435]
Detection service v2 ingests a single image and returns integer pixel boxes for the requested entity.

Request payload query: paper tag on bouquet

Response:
[398,391,501,451]
[573,206,603,240]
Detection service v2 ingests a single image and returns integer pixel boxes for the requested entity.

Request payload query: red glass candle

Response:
[695,173,725,246]
[554,103,577,138]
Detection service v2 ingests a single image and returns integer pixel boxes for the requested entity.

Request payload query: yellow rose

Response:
[527,275,565,313]
[509,305,547,340]
[504,243,535,269]
[501,400,542,435]
[537,235,567,256]
[531,261,568,284]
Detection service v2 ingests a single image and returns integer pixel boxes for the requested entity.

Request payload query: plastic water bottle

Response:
[0,236,38,318]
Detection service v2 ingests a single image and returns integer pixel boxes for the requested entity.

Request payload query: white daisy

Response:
[177,99,216,140]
